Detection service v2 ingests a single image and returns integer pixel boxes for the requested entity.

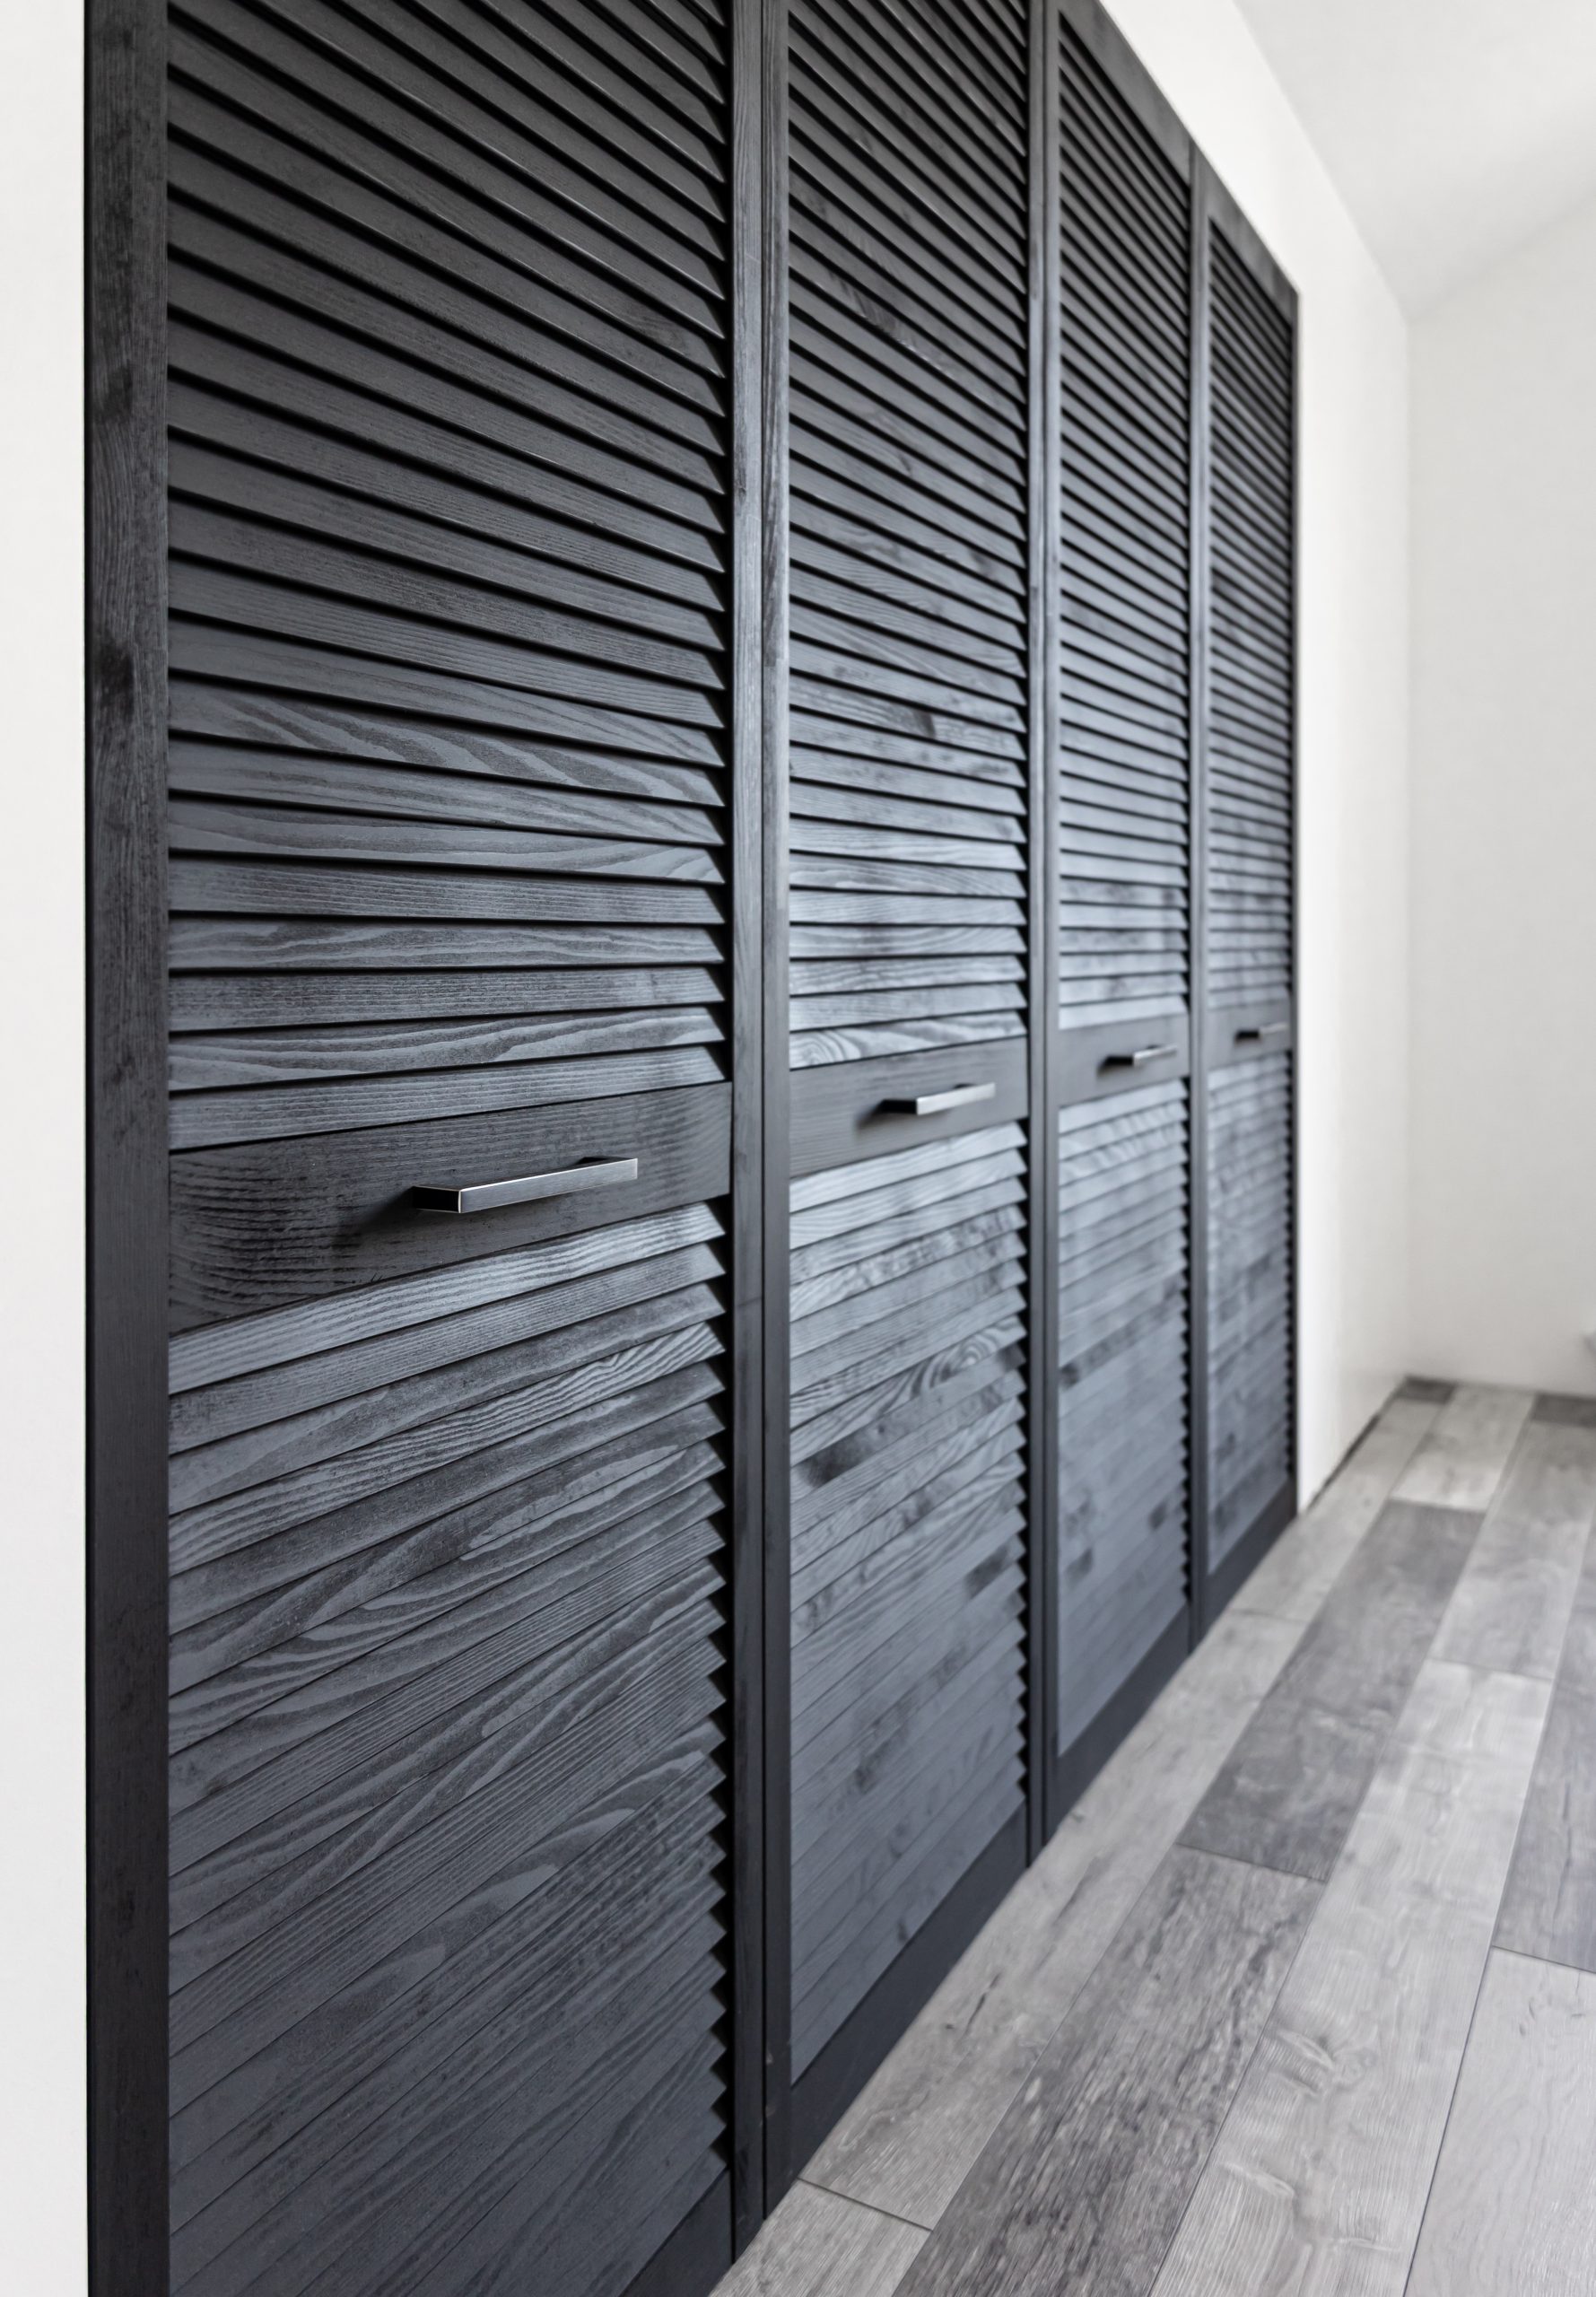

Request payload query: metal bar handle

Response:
[414,1157,639,1216]
[1234,1021,1290,1044]
[1103,1044,1178,1070]
[880,1080,998,1118]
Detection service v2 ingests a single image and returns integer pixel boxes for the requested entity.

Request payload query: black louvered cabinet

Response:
[1050,0,1198,1812]
[92,3,1296,2292]
[779,0,1036,2170]
[161,4,754,2295]
[1194,168,1299,1616]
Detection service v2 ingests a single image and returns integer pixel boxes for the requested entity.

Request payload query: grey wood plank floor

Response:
[1407,1950,1596,2294]
[717,1383,1596,2297]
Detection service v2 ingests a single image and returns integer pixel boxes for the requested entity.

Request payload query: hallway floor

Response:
[720,1382,1596,2295]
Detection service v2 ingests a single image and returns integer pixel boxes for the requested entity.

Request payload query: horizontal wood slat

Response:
[161,7,740,2294]
[1058,17,1191,1037]
[789,1124,1029,2074]
[165,0,737,1158]
[1057,1081,1190,1753]
[1206,224,1293,1013]
[788,0,1031,1069]
[167,1196,734,2297]
[1207,1051,1293,1569]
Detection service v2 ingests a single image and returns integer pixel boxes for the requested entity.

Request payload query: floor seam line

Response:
[793,2176,934,2238]
[1491,1939,1596,1982]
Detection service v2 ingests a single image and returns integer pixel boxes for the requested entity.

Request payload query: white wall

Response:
[1109,0,1414,1491]
[1409,193,1596,1397]
[0,5,85,2293]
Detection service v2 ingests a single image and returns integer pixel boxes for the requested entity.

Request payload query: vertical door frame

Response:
[86,4,170,2293]
[1190,154,1302,1629]
[1186,153,1216,1643]
[758,0,796,2219]
[729,0,772,2252]
[1026,0,1063,1865]
[1046,0,1199,1834]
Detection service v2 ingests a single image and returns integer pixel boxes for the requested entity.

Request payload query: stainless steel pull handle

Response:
[1234,1022,1290,1044]
[880,1080,998,1118]
[1103,1044,1177,1070]
[414,1157,638,1216]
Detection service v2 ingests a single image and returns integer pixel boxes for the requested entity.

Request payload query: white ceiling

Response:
[1231,0,1596,310]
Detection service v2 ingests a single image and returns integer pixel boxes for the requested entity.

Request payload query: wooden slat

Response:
[161,8,740,2293]
[789,1122,1028,2074]
[788,0,1029,1068]
[1058,18,1190,1034]
[1057,1082,1190,1754]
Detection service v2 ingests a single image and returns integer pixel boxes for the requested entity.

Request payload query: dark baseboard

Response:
[1047,1607,1191,1831]
[1204,1477,1296,1624]
[624,2172,731,2297]
[789,1807,1027,2178]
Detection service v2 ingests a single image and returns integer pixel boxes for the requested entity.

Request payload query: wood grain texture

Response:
[1408,1950,1596,2296]
[804,1603,1304,2227]
[1232,1395,1437,1627]
[1391,1381,1534,1512]
[165,0,737,1157]
[1057,11,1192,1041]
[1202,222,1295,1015]
[1153,1659,1549,2297]
[1182,1498,1481,1881]
[167,1211,735,2297]
[1496,1502,1596,1972]
[894,1847,1316,2297]
[786,0,1031,1069]
[789,1124,1027,2076]
[1205,1051,1293,1571]
[161,8,745,2293]
[714,2179,924,2296]
[88,2,170,2289]
[1056,1081,1190,1756]
[1433,1419,1596,1681]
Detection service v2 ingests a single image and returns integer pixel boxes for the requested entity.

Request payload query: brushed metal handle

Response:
[880,1080,998,1118]
[1234,1022,1290,1044]
[414,1157,638,1216]
[1103,1044,1177,1070]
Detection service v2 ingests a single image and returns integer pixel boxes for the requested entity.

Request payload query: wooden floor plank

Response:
[713,2181,924,2297]
[1234,1396,1438,1627]
[892,1847,1318,2297]
[1180,1500,1480,1881]
[1407,1949,1596,2295]
[1151,1660,1549,2297]
[1391,1381,1533,1512]
[1496,1505,1596,1972]
[1432,1419,1596,1681]
[800,1606,1304,2227]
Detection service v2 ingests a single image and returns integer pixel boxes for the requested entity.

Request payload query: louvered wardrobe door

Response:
[1052,1,1195,1806]
[787,0,1031,1095]
[162,6,746,2294]
[789,1123,1028,2100]
[783,0,1033,2144]
[1199,185,1297,1600]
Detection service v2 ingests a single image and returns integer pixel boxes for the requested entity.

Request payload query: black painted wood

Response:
[786,0,1032,1074]
[761,0,798,2210]
[1194,157,1298,1609]
[88,5,170,2293]
[156,7,753,2295]
[87,2,1309,2284]
[788,1122,1030,2075]
[1050,6,1196,1821]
